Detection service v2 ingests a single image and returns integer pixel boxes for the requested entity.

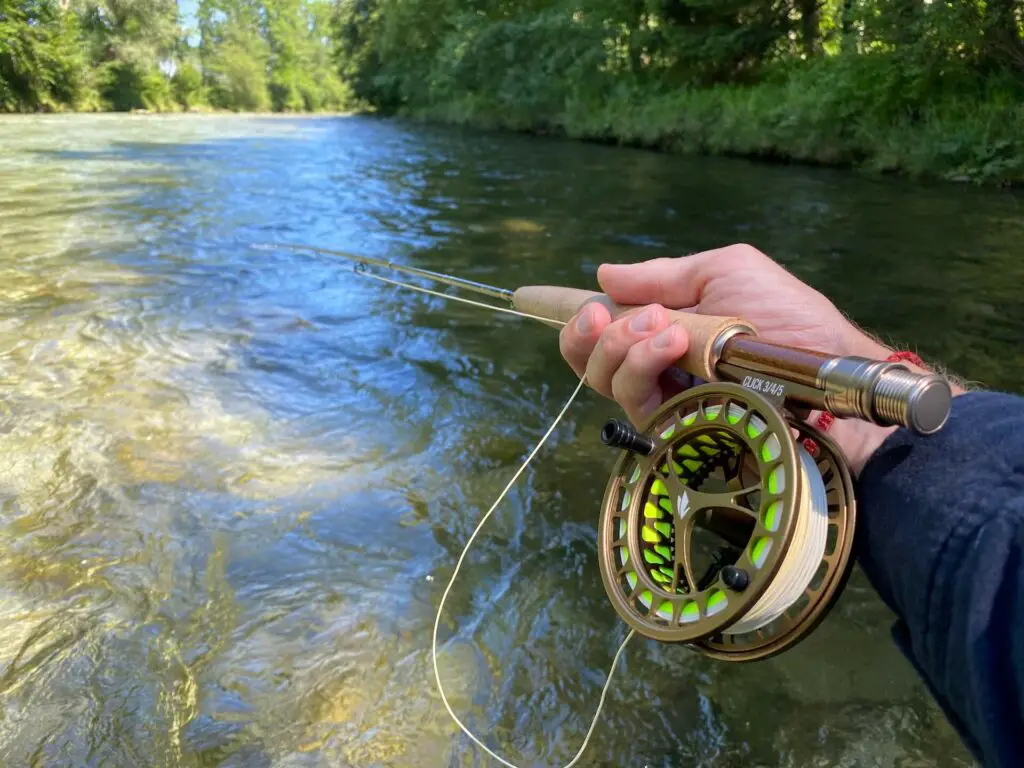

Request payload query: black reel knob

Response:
[721,565,750,592]
[601,419,655,456]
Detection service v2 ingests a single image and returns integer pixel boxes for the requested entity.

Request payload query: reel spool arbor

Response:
[597,383,855,661]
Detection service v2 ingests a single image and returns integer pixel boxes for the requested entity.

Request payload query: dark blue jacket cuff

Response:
[856,391,1024,767]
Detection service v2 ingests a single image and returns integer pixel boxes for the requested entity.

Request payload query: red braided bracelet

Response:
[801,350,925,456]
[885,350,926,368]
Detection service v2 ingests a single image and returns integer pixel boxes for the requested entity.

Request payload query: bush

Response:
[100,60,174,111]
[206,44,271,112]
[172,62,205,110]
[403,50,1024,186]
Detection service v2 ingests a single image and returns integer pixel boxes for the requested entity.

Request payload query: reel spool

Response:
[597,382,855,661]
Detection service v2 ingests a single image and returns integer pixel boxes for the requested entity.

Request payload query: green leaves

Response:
[0,0,92,111]
[2,0,1023,179]
[1,0,352,112]
[331,0,1024,184]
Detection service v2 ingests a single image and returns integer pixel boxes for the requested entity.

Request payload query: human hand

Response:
[559,244,907,474]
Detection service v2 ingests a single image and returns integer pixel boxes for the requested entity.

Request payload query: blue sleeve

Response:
[855,391,1024,767]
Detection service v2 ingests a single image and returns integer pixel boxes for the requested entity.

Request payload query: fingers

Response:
[584,304,670,400]
[559,301,612,379]
[597,257,704,308]
[611,324,691,424]
[560,301,694,425]
[596,243,777,308]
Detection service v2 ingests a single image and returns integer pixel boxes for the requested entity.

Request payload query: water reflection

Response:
[0,113,1010,765]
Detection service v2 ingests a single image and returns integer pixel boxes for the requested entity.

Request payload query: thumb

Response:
[597,255,711,309]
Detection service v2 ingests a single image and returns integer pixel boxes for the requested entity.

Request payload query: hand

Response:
[559,244,911,475]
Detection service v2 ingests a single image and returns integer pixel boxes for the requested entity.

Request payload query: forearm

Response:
[853,391,1024,766]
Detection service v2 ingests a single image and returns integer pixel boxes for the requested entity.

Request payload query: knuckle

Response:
[654,273,675,305]
[610,371,638,407]
[731,243,767,266]
[602,319,635,353]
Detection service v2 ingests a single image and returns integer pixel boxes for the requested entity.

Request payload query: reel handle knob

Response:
[600,419,655,456]
[512,285,754,381]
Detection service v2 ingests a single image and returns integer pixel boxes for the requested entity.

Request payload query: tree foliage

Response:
[0,0,91,111]
[1,0,350,111]
[328,0,1024,182]
[2,0,1022,181]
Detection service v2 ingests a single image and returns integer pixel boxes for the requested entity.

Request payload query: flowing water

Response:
[1,113,1021,767]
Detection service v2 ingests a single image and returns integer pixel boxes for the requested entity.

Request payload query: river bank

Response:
[330,0,1024,190]
[8,88,1022,188]
[0,106,359,118]
[400,65,1024,188]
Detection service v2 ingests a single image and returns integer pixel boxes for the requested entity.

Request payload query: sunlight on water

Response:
[1,113,1015,766]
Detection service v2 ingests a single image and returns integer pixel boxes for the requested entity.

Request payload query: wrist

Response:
[837,322,893,362]
[840,323,967,392]
[825,417,895,477]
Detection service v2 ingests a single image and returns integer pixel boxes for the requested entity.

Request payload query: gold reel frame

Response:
[698,418,855,661]
[596,383,856,660]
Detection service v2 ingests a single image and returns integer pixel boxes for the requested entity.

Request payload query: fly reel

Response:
[596,382,855,661]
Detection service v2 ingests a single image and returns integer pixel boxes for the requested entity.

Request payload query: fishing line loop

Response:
[347,256,632,764]
[431,375,634,768]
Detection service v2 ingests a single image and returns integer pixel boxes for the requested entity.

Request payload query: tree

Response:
[0,0,91,111]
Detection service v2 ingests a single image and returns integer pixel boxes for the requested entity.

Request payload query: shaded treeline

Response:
[336,0,1024,183]
[3,0,1023,182]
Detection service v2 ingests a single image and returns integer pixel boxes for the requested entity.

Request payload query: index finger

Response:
[595,244,777,307]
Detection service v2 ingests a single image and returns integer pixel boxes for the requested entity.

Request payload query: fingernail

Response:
[576,308,593,334]
[652,326,676,349]
[629,307,656,333]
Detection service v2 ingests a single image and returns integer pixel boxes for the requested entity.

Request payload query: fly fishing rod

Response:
[262,243,952,662]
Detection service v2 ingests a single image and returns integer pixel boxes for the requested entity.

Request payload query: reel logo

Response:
[741,374,786,399]
[678,492,691,520]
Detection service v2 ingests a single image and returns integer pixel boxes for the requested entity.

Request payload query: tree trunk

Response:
[800,0,819,57]
[840,0,855,54]
[984,0,1024,74]
[891,0,921,47]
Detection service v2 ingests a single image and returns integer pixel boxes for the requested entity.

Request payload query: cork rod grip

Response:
[512,285,754,381]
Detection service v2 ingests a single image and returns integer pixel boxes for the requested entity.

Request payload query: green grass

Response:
[402,56,1024,186]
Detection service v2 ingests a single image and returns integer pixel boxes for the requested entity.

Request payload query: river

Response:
[3,113,1019,766]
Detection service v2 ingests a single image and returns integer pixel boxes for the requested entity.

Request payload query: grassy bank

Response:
[331,0,1024,188]
[405,58,1024,186]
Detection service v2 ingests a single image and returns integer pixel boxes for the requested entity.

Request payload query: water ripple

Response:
[0,113,1010,766]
